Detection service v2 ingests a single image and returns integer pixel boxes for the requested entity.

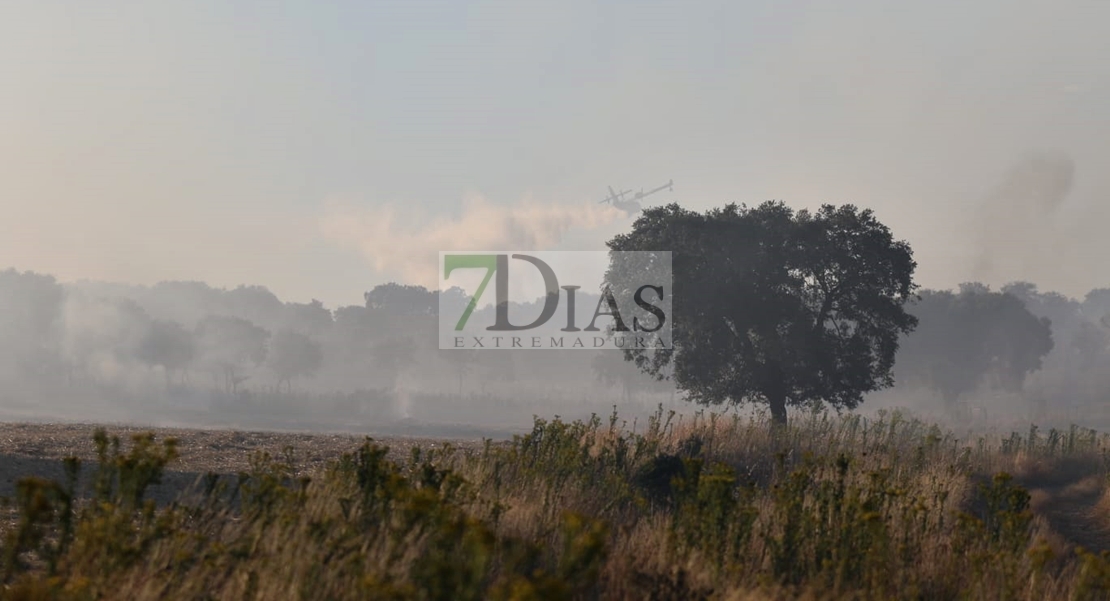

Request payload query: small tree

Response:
[138,320,195,388]
[0,269,64,381]
[194,316,269,394]
[266,329,324,392]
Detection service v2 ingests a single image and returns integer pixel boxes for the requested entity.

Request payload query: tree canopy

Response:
[606,201,918,424]
[267,329,324,392]
[895,285,1054,404]
[194,316,269,394]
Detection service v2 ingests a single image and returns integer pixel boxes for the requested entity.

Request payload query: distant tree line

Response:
[0,270,670,404]
[2,203,1106,422]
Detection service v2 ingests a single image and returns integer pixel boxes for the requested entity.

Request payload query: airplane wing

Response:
[601,185,618,204]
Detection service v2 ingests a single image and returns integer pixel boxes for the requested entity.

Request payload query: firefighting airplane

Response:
[598,180,673,214]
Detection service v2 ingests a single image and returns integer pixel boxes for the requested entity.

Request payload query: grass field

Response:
[3,408,1110,600]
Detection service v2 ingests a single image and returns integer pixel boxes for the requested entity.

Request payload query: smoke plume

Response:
[319,194,626,287]
[971,152,1076,285]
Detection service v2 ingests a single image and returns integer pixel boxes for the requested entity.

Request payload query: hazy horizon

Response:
[3,1,1110,307]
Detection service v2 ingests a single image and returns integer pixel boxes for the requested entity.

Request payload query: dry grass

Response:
[3,409,1110,600]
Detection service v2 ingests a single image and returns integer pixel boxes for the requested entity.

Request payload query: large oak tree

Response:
[605,201,918,424]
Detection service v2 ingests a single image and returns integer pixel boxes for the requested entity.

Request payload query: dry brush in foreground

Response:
[3,409,1110,600]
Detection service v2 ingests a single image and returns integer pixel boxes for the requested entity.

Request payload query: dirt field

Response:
[0,421,488,506]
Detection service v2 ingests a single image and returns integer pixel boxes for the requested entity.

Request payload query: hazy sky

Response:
[2,1,1109,307]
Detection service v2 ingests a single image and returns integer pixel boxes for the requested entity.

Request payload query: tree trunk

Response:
[765,363,788,427]
[768,392,787,426]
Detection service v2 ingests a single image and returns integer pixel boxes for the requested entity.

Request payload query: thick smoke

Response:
[0,268,676,436]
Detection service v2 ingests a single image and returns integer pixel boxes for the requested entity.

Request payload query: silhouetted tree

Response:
[142,281,224,327]
[224,285,285,330]
[364,283,437,315]
[1002,282,1081,336]
[0,270,64,380]
[1067,319,1108,374]
[282,299,334,336]
[606,202,918,425]
[138,320,195,388]
[194,316,269,394]
[896,286,1053,404]
[266,329,323,392]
